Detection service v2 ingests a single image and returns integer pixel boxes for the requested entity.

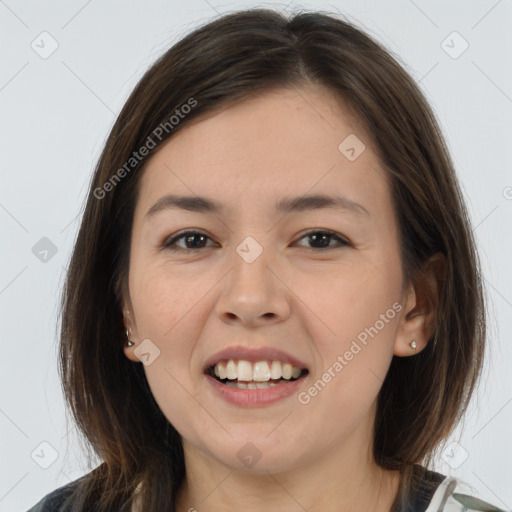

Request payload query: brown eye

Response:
[162,231,215,252]
[295,230,350,250]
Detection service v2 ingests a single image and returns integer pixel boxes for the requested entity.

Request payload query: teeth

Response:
[217,361,227,380]
[282,363,292,379]
[225,359,237,380]
[237,360,253,381]
[212,359,304,383]
[270,360,281,379]
[225,381,281,389]
[253,361,271,381]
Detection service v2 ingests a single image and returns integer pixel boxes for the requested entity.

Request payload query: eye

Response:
[161,229,350,252]
[162,230,216,251]
[294,230,350,250]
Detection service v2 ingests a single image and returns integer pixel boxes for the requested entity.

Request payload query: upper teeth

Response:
[213,359,303,381]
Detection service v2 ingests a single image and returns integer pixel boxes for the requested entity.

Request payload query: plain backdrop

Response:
[1,1,511,511]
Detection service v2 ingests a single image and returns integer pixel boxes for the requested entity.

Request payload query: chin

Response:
[201,433,309,475]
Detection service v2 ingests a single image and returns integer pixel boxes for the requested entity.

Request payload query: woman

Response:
[27,8,507,512]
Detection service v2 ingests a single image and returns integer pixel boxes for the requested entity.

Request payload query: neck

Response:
[175,428,401,512]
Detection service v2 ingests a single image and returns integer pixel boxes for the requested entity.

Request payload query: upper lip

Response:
[203,345,309,373]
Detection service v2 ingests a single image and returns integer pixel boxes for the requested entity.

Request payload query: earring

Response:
[126,329,134,347]
[410,340,417,351]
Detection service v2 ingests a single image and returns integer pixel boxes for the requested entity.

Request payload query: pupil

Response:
[187,234,205,248]
[310,233,329,248]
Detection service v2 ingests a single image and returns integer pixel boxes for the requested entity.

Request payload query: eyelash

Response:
[161,229,350,252]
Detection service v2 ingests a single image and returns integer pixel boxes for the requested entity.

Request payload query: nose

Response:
[214,239,291,327]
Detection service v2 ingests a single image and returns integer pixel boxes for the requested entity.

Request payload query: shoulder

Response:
[424,472,508,512]
[25,474,88,512]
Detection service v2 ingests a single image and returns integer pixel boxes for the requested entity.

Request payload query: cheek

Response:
[306,255,402,345]
[129,262,231,380]
[131,269,214,435]
[131,265,208,338]
[300,254,402,411]
[129,268,207,386]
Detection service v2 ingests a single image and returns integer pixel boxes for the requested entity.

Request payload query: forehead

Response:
[135,85,389,218]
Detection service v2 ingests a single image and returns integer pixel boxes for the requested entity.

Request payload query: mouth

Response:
[205,359,309,389]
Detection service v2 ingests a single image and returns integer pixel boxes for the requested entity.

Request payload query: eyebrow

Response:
[145,193,370,219]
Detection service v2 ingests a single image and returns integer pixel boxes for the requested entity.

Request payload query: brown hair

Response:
[59,7,486,511]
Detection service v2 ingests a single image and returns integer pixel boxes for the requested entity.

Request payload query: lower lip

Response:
[205,373,306,407]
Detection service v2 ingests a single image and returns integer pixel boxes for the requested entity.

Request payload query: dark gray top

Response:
[26,465,507,512]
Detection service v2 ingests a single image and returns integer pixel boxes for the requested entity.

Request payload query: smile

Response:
[203,345,310,406]
[207,359,309,389]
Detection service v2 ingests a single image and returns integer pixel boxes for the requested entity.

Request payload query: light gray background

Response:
[1,1,511,511]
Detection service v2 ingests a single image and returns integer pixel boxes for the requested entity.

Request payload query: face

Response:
[122,85,424,474]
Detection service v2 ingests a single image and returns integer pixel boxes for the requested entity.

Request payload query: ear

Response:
[121,287,141,363]
[394,252,446,357]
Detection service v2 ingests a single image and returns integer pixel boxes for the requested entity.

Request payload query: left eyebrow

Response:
[145,193,370,219]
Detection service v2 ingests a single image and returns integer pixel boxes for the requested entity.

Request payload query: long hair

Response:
[58,8,486,511]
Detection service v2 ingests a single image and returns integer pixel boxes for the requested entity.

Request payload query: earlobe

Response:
[126,329,135,347]
[122,307,140,362]
[126,327,135,347]
[394,285,429,356]
[393,253,445,357]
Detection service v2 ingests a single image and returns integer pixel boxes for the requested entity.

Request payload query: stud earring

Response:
[126,329,135,347]
[410,340,417,351]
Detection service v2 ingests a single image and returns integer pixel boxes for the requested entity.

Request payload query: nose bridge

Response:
[231,232,275,301]
[214,231,290,324]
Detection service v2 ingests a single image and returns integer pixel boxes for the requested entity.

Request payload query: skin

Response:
[122,84,438,512]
